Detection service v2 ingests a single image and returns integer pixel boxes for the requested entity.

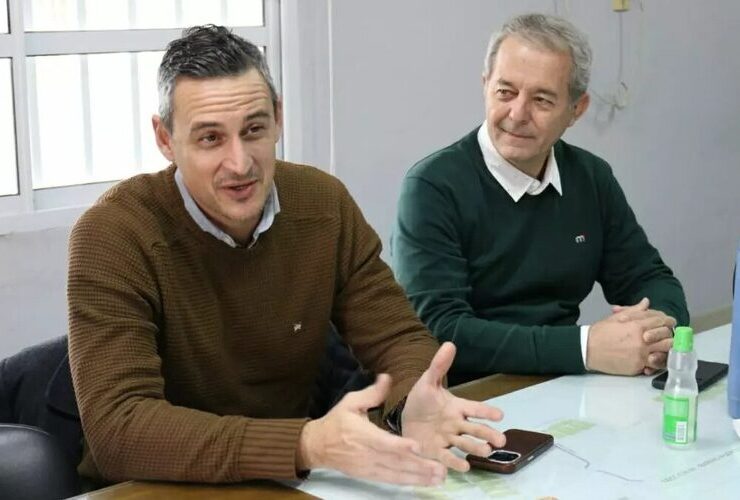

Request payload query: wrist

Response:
[297,420,321,471]
[385,396,407,436]
[580,324,591,370]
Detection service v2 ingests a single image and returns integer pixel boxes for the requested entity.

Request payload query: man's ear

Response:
[569,93,590,126]
[152,115,175,162]
[273,99,284,142]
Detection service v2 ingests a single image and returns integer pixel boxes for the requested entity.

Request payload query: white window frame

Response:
[0,0,282,235]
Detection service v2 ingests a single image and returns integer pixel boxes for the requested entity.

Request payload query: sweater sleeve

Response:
[68,206,308,483]
[596,167,690,325]
[330,182,440,414]
[392,175,584,376]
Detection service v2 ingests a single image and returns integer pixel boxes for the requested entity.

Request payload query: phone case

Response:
[652,360,729,391]
[466,429,554,474]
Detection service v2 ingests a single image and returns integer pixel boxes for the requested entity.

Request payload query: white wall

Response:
[0,227,71,357]
[1,0,738,358]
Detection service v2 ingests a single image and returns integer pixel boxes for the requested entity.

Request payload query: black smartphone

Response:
[652,360,728,391]
[466,429,554,474]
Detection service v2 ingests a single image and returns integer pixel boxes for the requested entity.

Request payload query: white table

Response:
[298,324,739,499]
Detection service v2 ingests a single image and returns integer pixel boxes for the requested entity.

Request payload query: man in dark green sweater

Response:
[392,13,688,385]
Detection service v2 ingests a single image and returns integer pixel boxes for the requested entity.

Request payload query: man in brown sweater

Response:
[67,25,505,488]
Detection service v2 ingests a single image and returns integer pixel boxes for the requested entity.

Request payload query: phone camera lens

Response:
[488,450,520,463]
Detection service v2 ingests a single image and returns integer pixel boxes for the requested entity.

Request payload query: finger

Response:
[342,373,391,412]
[647,337,673,354]
[615,309,661,323]
[634,314,671,332]
[449,416,506,447]
[460,400,504,423]
[448,434,492,457]
[376,449,447,483]
[422,342,456,386]
[368,434,448,481]
[643,366,658,376]
[366,424,423,456]
[436,448,471,473]
[643,326,672,344]
[614,297,649,314]
[664,315,678,329]
[646,351,668,370]
[366,461,445,487]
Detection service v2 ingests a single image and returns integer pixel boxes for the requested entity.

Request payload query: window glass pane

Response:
[88,53,137,182]
[1,0,8,33]
[132,0,176,30]
[25,0,264,31]
[30,55,86,189]
[0,59,18,196]
[30,51,164,189]
[136,51,168,173]
[25,0,81,32]
[226,0,264,27]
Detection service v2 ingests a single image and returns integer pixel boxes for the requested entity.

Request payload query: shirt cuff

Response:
[580,325,591,370]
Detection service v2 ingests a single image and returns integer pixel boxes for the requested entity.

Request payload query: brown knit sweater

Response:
[67,162,439,483]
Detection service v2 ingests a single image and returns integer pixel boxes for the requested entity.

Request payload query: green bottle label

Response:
[663,395,695,444]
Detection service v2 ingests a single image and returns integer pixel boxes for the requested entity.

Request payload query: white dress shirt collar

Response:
[174,167,280,248]
[476,122,562,202]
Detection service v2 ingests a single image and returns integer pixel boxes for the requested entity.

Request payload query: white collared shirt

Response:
[476,121,562,201]
[476,122,590,369]
[175,168,280,249]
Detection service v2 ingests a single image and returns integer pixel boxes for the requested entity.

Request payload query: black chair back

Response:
[0,424,80,499]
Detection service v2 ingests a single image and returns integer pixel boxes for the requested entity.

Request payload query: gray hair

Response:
[157,25,278,131]
[483,13,592,101]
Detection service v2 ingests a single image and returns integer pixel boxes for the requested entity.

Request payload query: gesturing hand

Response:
[402,342,506,472]
[297,374,446,486]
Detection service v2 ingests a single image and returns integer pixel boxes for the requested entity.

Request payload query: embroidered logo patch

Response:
[575,234,586,244]
[293,322,302,333]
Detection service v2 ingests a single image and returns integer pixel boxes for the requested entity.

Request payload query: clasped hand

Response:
[588,297,677,375]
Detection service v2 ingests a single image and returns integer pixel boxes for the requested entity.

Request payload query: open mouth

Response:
[221,180,258,198]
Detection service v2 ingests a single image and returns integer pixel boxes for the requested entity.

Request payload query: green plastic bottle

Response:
[662,326,698,446]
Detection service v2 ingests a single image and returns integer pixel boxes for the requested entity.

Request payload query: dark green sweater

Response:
[392,129,689,382]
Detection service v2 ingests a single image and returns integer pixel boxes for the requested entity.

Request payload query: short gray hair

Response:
[157,25,278,131]
[483,13,592,101]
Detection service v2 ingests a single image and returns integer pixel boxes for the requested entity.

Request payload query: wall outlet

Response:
[612,0,630,11]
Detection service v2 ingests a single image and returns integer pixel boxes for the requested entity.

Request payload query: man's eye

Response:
[243,124,266,138]
[496,89,514,98]
[199,134,218,144]
[535,97,554,106]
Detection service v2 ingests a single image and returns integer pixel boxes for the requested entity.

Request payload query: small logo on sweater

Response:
[293,323,302,333]
[575,234,586,244]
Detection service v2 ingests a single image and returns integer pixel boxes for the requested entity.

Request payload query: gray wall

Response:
[0,227,71,357]
[1,0,738,358]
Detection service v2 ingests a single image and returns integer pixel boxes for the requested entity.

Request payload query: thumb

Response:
[422,342,456,385]
[614,297,650,321]
[342,373,392,413]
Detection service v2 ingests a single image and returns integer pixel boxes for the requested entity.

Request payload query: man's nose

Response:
[508,95,531,123]
[222,137,253,174]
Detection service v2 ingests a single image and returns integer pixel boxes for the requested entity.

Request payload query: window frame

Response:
[0,0,282,234]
